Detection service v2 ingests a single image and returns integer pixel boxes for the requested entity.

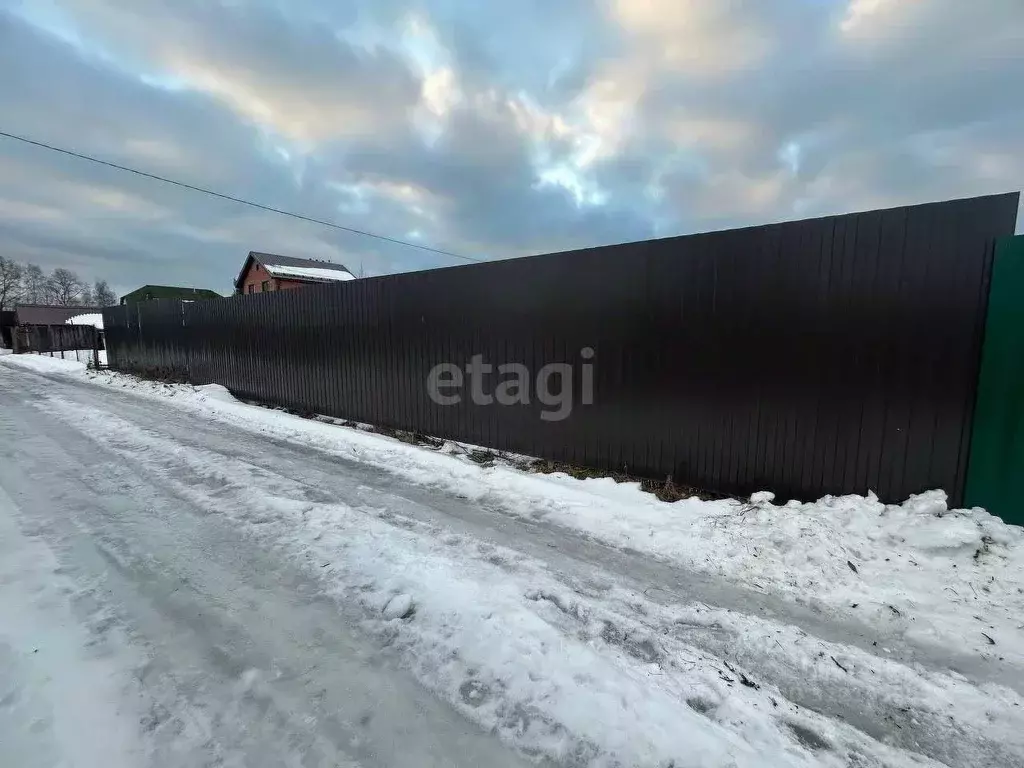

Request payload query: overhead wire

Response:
[0,129,483,263]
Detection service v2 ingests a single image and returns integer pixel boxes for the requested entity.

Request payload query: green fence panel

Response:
[965,236,1024,525]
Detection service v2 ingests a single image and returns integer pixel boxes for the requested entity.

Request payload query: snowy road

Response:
[0,366,536,768]
[2,358,1023,767]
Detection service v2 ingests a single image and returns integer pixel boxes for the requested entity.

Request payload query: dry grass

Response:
[527,460,723,503]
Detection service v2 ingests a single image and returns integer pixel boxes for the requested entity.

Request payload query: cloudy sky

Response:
[1,0,1021,297]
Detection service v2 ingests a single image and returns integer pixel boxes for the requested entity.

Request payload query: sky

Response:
[0,0,1021,298]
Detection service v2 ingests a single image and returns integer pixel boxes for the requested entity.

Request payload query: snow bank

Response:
[4,353,1022,667]
[1,351,106,371]
[65,312,104,329]
[194,383,237,404]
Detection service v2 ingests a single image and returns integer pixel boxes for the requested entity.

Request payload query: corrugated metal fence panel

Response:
[101,306,123,367]
[13,324,97,353]
[104,193,1019,503]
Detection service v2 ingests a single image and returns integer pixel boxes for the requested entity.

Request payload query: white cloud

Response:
[420,67,461,117]
[1,0,1021,294]
[608,0,775,74]
[0,198,68,224]
[840,0,897,34]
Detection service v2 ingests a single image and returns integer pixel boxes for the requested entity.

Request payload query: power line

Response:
[0,129,482,263]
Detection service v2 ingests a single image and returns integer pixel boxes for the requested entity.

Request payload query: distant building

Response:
[235,252,355,295]
[120,285,222,305]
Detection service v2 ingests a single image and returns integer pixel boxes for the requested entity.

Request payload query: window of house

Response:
[248,284,255,294]
[262,280,271,292]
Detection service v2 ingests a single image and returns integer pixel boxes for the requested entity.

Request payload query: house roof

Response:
[121,285,222,302]
[236,252,355,291]
[14,304,104,326]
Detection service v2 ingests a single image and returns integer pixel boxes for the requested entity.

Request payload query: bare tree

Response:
[46,268,86,306]
[93,279,118,307]
[23,264,46,304]
[80,285,94,305]
[0,257,23,310]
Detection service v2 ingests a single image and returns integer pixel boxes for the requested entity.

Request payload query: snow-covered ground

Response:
[0,484,149,768]
[12,349,108,365]
[2,352,1023,767]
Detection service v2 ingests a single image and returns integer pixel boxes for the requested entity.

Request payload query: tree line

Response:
[0,257,118,310]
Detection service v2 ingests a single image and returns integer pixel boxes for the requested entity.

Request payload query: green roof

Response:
[120,285,222,304]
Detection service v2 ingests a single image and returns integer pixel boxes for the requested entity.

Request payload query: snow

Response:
[4,352,1022,668]
[30,396,975,767]
[264,263,355,282]
[4,352,1021,667]
[0,485,146,768]
[4,353,1024,766]
[382,593,415,620]
[4,350,107,368]
[66,312,105,329]
[194,383,237,404]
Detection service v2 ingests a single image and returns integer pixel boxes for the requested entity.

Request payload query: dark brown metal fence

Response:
[104,193,1020,504]
[13,324,99,356]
